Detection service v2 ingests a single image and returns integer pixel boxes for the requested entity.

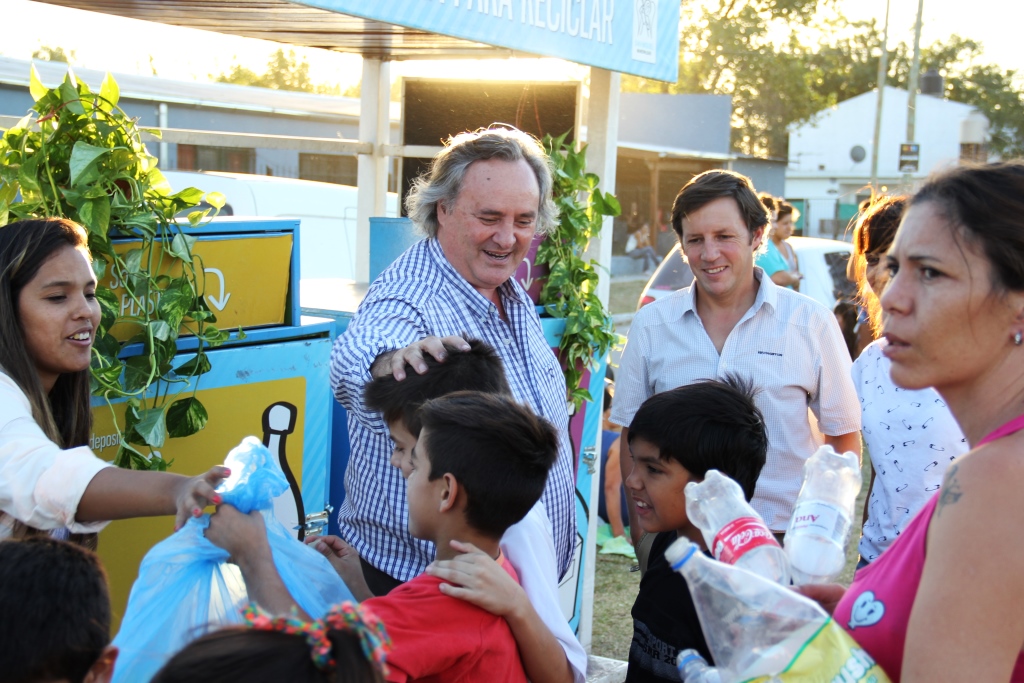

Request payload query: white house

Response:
[786,86,980,237]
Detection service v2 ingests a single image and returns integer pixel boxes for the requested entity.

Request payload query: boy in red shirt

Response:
[207,389,559,683]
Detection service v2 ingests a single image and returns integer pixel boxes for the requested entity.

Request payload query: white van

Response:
[161,171,400,281]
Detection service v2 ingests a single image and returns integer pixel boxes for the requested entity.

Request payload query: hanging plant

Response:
[0,67,233,471]
[538,131,620,411]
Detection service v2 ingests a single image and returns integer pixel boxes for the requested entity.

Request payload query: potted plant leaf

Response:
[0,67,233,471]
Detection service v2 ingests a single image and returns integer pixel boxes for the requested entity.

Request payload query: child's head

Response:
[364,339,510,474]
[407,391,558,542]
[151,603,389,683]
[0,537,117,683]
[625,376,767,538]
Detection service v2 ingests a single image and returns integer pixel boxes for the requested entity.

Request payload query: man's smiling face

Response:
[435,157,539,304]
[680,196,763,306]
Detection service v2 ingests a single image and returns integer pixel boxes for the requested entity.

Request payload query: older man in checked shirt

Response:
[328,127,576,597]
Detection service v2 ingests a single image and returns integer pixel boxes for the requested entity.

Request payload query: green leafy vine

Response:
[0,67,234,470]
[538,132,620,411]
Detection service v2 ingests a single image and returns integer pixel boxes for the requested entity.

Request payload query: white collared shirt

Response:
[611,269,860,530]
[0,372,111,538]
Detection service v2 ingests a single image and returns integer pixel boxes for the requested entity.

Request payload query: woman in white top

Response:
[0,218,226,543]
[848,196,967,565]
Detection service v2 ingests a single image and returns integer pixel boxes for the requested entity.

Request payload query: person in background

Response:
[0,218,228,544]
[755,200,802,290]
[612,170,860,546]
[598,384,628,540]
[0,537,118,683]
[625,223,662,274]
[846,195,967,566]
[803,162,1024,681]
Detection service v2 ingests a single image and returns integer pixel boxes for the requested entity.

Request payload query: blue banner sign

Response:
[301,0,679,82]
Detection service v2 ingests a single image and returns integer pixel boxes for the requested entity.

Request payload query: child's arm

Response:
[305,534,375,601]
[427,540,574,683]
[205,504,308,618]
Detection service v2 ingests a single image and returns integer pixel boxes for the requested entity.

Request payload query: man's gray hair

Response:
[405,126,559,238]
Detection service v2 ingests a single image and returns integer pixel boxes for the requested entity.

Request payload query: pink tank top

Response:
[835,414,1024,681]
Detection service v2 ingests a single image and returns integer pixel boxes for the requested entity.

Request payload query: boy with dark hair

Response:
[0,537,119,683]
[209,391,559,683]
[624,376,768,683]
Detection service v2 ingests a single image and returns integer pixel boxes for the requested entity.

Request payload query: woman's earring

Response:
[1015,330,1023,346]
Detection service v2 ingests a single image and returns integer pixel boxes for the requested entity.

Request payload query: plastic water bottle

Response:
[664,537,892,683]
[677,649,721,683]
[685,470,790,584]
[783,445,863,585]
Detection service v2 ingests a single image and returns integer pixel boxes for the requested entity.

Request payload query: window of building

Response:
[175,145,254,174]
[299,153,357,186]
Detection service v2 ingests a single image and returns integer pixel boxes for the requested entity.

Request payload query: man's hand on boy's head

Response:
[304,534,374,601]
[371,335,471,381]
[426,540,526,619]
[205,504,270,570]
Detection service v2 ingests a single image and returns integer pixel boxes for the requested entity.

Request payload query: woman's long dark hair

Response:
[0,218,96,540]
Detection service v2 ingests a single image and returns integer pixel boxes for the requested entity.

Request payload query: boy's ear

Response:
[438,473,460,514]
[84,645,118,683]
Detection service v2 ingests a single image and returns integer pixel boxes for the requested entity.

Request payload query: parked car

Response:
[636,236,855,311]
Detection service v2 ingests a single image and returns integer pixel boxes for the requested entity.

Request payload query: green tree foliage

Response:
[624,3,1024,159]
[32,45,76,64]
[214,48,340,95]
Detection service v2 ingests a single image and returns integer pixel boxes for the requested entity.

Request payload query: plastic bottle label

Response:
[789,500,850,543]
[712,516,778,564]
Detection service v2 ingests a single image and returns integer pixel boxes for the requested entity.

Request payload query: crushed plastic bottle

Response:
[685,470,790,584]
[664,537,891,683]
[677,649,721,683]
[783,445,863,585]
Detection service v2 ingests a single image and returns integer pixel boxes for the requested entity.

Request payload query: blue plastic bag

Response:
[112,437,354,682]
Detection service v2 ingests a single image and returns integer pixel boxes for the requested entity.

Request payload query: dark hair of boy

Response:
[364,338,511,436]
[150,627,383,683]
[670,169,770,240]
[0,537,112,683]
[626,375,767,501]
[417,391,559,538]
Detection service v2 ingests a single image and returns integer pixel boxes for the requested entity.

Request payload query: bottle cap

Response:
[665,537,698,570]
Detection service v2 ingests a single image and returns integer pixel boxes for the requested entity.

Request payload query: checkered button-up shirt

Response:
[329,238,576,582]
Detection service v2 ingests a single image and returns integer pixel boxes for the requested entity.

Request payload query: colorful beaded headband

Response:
[241,601,391,674]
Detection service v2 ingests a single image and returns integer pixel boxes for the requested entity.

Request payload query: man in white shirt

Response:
[611,170,861,543]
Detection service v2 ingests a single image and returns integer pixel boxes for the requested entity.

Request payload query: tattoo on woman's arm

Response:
[936,464,963,518]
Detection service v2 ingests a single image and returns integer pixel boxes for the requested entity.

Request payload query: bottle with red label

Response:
[783,445,863,585]
[684,469,790,584]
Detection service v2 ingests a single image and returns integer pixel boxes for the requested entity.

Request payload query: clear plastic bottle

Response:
[783,445,862,585]
[685,470,790,584]
[677,649,721,683]
[664,538,892,683]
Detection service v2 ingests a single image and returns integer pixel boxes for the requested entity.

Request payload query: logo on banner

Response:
[632,0,657,63]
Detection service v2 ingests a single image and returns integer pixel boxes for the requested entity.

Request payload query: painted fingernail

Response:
[212,495,222,504]
[193,507,202,516]
[223,468,231,476]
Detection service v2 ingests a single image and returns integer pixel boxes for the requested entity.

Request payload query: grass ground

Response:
[609,279,647,315]
[589,455,872,660]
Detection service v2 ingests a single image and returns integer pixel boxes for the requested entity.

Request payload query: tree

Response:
[214,48,341,95]
[623,2,1024,160]
[32,45,76,64]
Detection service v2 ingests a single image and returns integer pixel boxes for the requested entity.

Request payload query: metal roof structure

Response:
[35,0,522,61]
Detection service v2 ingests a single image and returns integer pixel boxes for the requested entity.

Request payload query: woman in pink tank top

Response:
[802,162,1024,682]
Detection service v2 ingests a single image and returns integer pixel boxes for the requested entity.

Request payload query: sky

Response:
[5,0,1022,89]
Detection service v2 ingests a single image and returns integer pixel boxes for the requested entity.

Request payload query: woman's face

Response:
[17,245,100,392]
[880,201,1019,393]
[775,214,794,240]
[864,250,890,297]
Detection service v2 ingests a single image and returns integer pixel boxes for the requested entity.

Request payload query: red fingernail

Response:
[193,507,202,516]
[212,495,222,504]
[223,468,231,476]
